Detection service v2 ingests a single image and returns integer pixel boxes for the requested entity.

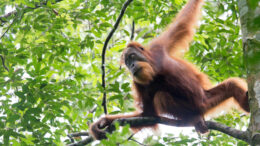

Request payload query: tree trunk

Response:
[238,0,260,145]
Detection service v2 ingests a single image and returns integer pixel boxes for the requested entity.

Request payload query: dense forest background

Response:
[0,0,254,145]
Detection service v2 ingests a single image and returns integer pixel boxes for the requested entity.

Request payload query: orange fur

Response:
[150,0,204,56]
[90,0,249,140]
[205,78,248,118]
[173,56,212,89]
[133,62,155,84]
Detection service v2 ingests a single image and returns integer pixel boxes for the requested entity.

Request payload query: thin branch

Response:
[130,20,135,41]
[67,137,94,146]
[129,138,147,146]
[127,133,135,140]
[68,117,250,145]
[0,55,9,72]
[52,9,59,16]
[118,133,136,145]
[68,132,89,137]
[89,105,97,113]
[0,16,17,40]
[101,0,133,115]
[123,134,144,145]
[67,132,89,143]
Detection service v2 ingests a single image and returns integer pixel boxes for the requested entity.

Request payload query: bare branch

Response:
[206,121,250,143]
[114,117,250,143]
[68,132,89,137]
[68,117,250,145]
[67,137,94,146]
[101,0,133,115]
[67,132,89,143]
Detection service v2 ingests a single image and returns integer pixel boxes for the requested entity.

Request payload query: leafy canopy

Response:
[0,0,247,145]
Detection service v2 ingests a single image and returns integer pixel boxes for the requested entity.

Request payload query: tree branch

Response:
[0,55,9,72]
[68,117,250,145]
[130,20,135,41]
[206,121,250,143]
[67,132,89,143]
[67,137,94,146]
[0,15,17,40]
[68,132,89,137]
[101,0,133,115]
[0,0,63,25]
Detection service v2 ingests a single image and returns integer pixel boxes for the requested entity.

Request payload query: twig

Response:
[130,20,135,41]
[125,133,145,146]
[89,105,97,113]
[52,9,59,16]
[129,138,147,146]
[0,16,17,40]
[118,133,135,145]
[101,0,133,115]
[0,55,9,72]
[127,133,135,140]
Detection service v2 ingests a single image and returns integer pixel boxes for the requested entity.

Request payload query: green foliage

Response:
[187,0,245,82]
[0,0,249,145]
[99,123,138,146]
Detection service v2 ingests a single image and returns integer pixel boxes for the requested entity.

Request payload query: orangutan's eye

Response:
[130,54,135,58]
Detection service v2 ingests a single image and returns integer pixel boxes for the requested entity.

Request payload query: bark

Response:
[101,0,133,115]
[238,0,260,145]
[68,117,252,145]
